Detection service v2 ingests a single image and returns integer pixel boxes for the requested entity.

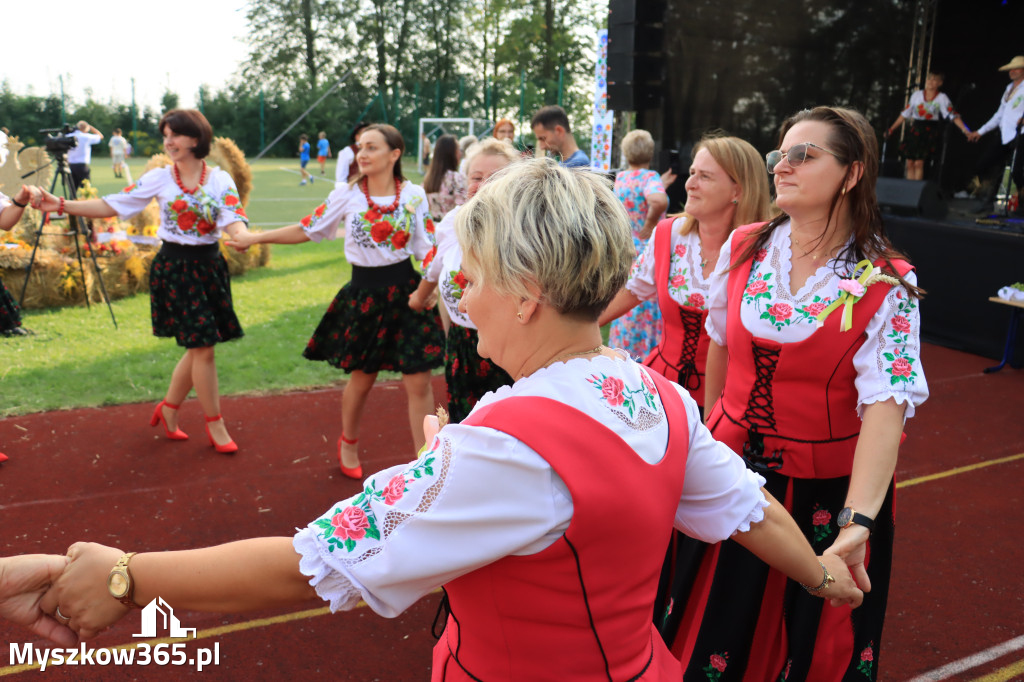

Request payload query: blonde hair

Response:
[455,158,634,321]
[675,133,771,236]
[620,129,655,166]
[465,137,520,169]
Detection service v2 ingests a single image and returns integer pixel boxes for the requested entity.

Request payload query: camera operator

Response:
[67,120,103,190]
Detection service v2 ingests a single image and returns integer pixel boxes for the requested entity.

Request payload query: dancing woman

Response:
[229,124,443,478]
[601,134,770,414]
[663,107,929,681]
[408,138,518,422]
[29,109,249,454]
[1,160,864,680]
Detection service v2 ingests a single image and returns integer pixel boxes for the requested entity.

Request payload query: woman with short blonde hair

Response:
[608,128,669,358]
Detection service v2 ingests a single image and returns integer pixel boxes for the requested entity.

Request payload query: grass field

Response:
[0,156,426,418]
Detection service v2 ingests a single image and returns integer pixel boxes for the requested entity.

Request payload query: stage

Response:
[884,204,1024,362]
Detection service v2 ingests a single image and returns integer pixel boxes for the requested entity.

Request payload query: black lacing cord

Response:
[741,341,780,431]
[565,536,614,682]
[676,307,703,391]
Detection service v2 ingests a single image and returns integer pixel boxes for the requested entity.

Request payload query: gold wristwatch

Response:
[107,552,139,607]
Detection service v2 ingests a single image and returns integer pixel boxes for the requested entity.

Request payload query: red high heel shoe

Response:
[150,400,188,440]
[205,415,238,455]
[338,434,362,479]
[0,452,8,464]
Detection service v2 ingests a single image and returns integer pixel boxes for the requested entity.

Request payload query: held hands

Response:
[817,553,865,608]
[966,131,982,142]
[225,229,257,252]
[407,289,436,312]
[823,524,872,606]
[0,554,78,646]
[39,542,131,641]
[26,185,62,213]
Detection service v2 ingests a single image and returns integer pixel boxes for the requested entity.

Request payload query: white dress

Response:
[293,350,768,617]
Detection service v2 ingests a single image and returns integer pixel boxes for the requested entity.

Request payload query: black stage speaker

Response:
[876,178,948,220]
[607,0,666,111]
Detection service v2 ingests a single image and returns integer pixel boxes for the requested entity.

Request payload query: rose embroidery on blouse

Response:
[166,191,218,237]
[798,296,832,321]
[685,292,705,309]
[448,270,468,300]
[587,371,658,418]
[763,301,794,330]
[742,272,774,310]
[314,454,435,552]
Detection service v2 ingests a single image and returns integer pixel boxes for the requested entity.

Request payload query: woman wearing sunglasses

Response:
[661,107,929,681]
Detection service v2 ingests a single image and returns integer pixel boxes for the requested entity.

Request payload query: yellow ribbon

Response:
[815,259,874,332]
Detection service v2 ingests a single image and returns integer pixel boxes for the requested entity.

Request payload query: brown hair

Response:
[732,106,923,298]
[673,132,771,237]
[158,109,213,159]
[530,105,572,133]
[349,123,406,185]
[423,134,460,194]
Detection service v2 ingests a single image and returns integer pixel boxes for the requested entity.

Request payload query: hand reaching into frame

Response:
[0,555,77,646]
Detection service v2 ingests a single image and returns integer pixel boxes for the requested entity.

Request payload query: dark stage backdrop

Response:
[629,0,1024,194]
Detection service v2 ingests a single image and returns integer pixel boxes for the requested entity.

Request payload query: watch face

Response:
[837,507,853,528]
[108,571,129,598]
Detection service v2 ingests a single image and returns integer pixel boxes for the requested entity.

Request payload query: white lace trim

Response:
[732,476,771,535]
[857,391,917,420]
[293,528,363,613]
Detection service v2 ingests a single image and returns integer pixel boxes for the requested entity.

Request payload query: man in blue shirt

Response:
[530,105,589,168]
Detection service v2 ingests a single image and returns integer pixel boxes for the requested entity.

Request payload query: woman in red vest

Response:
[600,134,770,415]
[663,107,929,681]
[1,160,865,680]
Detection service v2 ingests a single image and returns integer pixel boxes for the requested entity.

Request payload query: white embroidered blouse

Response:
[299,181,433,267]
[900,90,959,123]
[102,167,247,245]
[423,206,474,329]
[293,351,768,617]
[626,217,713,310]
[704,221,929,418]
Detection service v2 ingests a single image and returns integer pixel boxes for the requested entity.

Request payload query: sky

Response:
[1,1,250,113]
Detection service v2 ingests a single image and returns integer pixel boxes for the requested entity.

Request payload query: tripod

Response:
[18,150,117,327]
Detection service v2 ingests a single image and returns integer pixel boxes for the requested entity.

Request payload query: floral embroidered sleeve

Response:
[101,169,166,217]
[703,238,734,345]
[407,186,434,261]
[216,179,248,228]
[624,228,658,301]
[292,425,569,618]
[299,186,353,243]
[425,210,457,283]
[448,170,467,208]
[853,270,929,419]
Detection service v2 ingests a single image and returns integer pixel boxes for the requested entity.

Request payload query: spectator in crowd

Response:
[530,105,589,168]
[298,134,313,186]
[67,121,103,191]
[493,118,516,143]
[336,122,370,187]
[423,134,466,220]
[317,131,331,176]
[108,128,129,179]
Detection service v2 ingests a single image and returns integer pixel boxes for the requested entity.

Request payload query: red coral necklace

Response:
[173,160,207,195]
[360,176,402,214]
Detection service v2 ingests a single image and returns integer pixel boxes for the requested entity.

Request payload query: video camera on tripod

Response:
[39,125,78,155]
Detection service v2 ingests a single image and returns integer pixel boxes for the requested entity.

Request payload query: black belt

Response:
[159,241,221,260]
[350,259,416,288]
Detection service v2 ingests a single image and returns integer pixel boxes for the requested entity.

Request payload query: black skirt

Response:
[899,120,942,161]
[444,324,514,423]
[0,281,23,333]
[149,242,244,348]
[303,260,445,374]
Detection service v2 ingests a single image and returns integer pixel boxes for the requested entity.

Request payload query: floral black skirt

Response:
[445,324,514,423]
[899,120,942,161]
[0,281,23,333]
[149,242,244,348]
[303,260,444,374]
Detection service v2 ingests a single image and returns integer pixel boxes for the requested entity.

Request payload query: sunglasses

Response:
[766,142,842,174]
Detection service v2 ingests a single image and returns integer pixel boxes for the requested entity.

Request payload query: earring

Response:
[516,312,523,320]
[841,187,847,195]
[731,199,738,205]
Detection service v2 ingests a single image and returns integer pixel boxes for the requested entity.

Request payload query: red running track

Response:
[0,346,1021,681]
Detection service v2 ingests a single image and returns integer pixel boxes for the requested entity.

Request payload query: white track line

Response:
[906,635,1024,681]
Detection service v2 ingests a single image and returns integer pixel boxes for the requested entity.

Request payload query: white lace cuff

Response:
[292,527,363,613]
[857,391,919,420]
[731,473,769,535]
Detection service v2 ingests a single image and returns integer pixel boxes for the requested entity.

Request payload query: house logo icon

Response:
[133,597,197,639]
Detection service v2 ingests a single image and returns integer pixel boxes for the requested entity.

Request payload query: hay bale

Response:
[2,251,83,309]
[209,138,252,209]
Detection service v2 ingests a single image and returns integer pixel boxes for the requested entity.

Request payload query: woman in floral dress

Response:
[663,107,929,681]
[229,124,443,479]
[30,110,249,454]
[608,130,668,358]
[3,160,865,680]
[408,138,518,422]
[602,134,769,416]
[423,134,466,220]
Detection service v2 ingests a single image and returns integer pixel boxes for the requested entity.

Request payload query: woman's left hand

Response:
[819,553,865,608]
[824,525,871,594]
[39,543,131,640]
[660,169,677,189]
[0,555,78,646]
